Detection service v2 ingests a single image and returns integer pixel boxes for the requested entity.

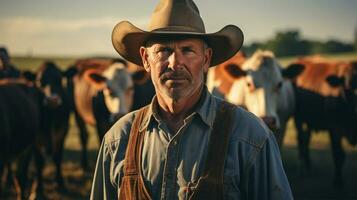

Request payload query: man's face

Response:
[140,38,212,101]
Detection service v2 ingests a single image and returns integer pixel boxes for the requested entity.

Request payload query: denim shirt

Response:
[90,88,293,200]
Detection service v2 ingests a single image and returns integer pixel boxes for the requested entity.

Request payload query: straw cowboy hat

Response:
[112,0,244,67]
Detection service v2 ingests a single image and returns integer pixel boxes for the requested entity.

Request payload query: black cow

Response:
[0,83,43,199]
[292,58,357,186]
[36,61,71,189]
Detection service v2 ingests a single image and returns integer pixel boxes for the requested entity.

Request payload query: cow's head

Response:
[86,60,134,120]
[36,61,66,109]
[226,50,284,130]
[325,61,357,108]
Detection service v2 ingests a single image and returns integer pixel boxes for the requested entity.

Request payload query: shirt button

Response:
[172,140,177,145]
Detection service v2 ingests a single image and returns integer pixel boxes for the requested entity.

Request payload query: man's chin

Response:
[162,88,186,101]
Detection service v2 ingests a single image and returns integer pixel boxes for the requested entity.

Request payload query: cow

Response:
[130,67,156,111]
[67,58,139,169]
[291,57,357,185]
[206,51,247,99]
[35,61,72,191]
[207,50,303,146]
[0,82,43,199]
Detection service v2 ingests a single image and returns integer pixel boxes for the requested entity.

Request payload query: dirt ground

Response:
[2,118,357,200]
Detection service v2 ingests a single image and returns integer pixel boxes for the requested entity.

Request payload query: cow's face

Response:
[326,61,357,112]
[36,62,64,108]
[227,50,283,130]
[88,62,134,117]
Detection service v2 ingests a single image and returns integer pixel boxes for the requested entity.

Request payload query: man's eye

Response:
[157,48,171,54]
[182,47,195,53]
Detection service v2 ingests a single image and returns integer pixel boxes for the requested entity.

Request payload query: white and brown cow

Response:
[207,50,303,146]
[64,58,134,169]
[206,51,247,99]
[73,58,134,132]
[291,57,357,185]
[68,58,155,169]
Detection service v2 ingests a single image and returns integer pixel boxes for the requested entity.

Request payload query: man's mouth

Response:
[164,76,187,81]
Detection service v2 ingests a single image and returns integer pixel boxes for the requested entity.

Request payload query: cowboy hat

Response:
[112,0,244,67]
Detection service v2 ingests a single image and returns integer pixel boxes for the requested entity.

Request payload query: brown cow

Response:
[291,57,357,185]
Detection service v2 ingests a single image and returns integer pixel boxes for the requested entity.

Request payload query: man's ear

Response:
[140,47,150,72]
[203,47,212,73]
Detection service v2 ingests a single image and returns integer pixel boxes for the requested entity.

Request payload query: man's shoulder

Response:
[103,109,139,144]
[223,101,271,149]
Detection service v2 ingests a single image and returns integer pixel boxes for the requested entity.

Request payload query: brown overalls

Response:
[119,101,236,200]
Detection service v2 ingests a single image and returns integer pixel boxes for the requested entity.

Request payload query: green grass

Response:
[11,56,79,71]
[278,51,357,66]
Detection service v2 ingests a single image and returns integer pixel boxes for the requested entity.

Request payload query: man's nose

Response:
[168,52,183,70]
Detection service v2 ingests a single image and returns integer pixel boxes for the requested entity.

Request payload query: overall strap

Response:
[119,105,152,200]
[187,100,236,200]
[123,105,150,175]
[203,101,236,182]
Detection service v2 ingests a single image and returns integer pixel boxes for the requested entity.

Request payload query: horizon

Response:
[1,0,357,57]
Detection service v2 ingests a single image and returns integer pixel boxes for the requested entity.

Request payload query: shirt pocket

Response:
[223,175,241,200]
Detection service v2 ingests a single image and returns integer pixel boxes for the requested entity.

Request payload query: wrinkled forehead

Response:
[144,35,207,48]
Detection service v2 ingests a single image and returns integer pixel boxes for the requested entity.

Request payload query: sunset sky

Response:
[1,0,356,57]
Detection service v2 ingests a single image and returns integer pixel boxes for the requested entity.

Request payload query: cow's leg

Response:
[0,160,4,196]
[276,118,288,148]
[74,111,89,170]
[33,144,44,198]
[16,148,32,200]
[92,92,111,142]
[96,122,110,142]
[329,129,345,186]
[295,120,312,173]
[53,125,68,191]
[53,142,65,190]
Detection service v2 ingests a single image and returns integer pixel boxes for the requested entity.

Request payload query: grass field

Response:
[11,56,79,71]
[4,52,357,199]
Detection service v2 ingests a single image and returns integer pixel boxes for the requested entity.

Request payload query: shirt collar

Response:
[139,86,216,132]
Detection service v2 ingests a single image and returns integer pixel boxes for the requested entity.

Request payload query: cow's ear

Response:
[132,70,146,82]
[224,64,247,78]
[132,69,150,85]
[326,75,344,87]
[63,66,78,78]
[88,73,107,84]
[282,63,305,79]
[22,71,36,82]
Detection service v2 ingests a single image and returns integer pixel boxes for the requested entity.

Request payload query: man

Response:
[90,0,293,199]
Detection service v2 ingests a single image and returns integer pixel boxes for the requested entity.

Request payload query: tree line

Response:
[242,29,357,57]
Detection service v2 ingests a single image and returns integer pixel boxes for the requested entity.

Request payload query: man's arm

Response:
[90,138,118,200]
[245,132,293,200]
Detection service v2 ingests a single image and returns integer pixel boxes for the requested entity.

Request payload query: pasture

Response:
[3,52,357,199]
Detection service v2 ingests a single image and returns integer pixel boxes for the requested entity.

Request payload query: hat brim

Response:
[112,21,244,67]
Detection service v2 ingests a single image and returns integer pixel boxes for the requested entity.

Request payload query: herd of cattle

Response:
[1,50,357,198]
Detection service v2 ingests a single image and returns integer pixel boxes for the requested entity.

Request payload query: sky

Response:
[0,0,356,57]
